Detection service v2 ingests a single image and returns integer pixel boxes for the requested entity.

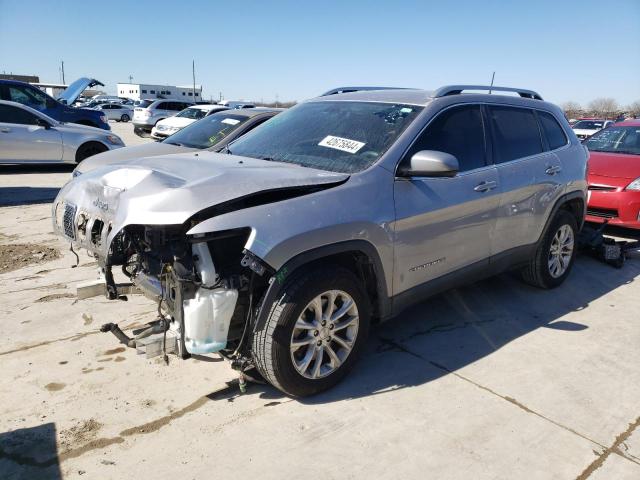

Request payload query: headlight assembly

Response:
[626,178,640,191]
[106,135,123,145]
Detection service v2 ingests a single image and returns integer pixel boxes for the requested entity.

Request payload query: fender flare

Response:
[253,240,391,333]
[538,190,586,242]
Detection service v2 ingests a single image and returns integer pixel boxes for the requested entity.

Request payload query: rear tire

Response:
[251,266,370,397]
[75,142,108,163]
[521,210,578,289]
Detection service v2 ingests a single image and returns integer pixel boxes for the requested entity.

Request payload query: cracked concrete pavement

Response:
[1,122,639,479]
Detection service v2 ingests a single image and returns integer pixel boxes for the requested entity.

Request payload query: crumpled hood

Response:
[75,142,196,175]
[52,152,349,256]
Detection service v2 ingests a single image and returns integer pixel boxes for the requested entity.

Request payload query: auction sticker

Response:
[222,118,241,125]
[318,135,365,154]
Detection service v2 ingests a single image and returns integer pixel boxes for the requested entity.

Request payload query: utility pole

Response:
[275,93,279,108]
[192,60,196,100]
[489,71,495,94]
[61,60,65,84]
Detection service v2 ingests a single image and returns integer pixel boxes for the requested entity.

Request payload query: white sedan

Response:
[151,104,228,140]
[0,100,124,164]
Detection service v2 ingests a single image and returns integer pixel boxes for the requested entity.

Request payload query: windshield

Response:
[176,107,209,120]
[228,101,422,173]
[162,112,250,149]
[573,120,605,130]
[585,126,640,155]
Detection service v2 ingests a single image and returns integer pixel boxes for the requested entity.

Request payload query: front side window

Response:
[9,86,48,110]
[538,111,568,150]
[585,127,640,155]
[489,106,543,163]
[228,101,422,173]
[0,104,38,125]
[405,105,486,172]
[163,113,250,149]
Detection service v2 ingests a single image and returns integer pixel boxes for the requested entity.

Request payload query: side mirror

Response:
[398,150,459,177]
[35,118,51,129]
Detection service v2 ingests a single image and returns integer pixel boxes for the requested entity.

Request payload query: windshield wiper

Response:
[165,141,184,147]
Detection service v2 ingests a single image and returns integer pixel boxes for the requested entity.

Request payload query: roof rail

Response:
[321,86,412,96]
[433,85,543,101]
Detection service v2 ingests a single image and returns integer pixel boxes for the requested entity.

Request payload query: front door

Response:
[0,104,62,162]
[393,104,501,296]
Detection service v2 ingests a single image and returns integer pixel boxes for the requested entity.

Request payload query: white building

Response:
[117,83,202,101]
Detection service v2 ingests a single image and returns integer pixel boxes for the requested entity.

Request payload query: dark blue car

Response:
[0,77,110,130]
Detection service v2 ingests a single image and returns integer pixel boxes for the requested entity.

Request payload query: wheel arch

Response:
[254,240,391,333]
[75,140,109,163]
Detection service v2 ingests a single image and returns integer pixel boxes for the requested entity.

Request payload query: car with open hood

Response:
[584,120,640,229]
[52,85,587,396]
[72,108,281,176]
[0,77,110,130]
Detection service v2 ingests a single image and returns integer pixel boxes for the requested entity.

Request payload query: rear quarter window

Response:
[488,106,543,163]
[538,111,568,150]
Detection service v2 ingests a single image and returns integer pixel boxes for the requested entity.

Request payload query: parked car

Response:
[0,78,110,130]
[93,103,134,122]
[572,118,614,140]
[132,100,194,136]
[52,85,587,396]
[584,120,640,229]
[151,104,228,140]
[0,100,123,164]
[73,108,281,176]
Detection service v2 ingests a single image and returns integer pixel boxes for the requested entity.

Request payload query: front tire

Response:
[121,114,130,122]
[252,266,370,397]
[521,210,578,289]
[75,142,108,163]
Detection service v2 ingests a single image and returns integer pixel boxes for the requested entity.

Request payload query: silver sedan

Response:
[0,100,124,164]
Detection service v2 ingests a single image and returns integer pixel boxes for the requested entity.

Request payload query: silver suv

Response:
[52,85,587,396]
[132,99,193,135]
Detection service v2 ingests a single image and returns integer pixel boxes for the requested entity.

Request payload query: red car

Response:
[585,120,640,229]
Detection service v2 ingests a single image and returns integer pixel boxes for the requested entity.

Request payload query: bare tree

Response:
[561,101,582,119]
[588,98,619,119]
[626,100,640,118]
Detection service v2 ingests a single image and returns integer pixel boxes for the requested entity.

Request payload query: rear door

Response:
[0,104,62,162]
[393,104,501,295]
[487,105,563,254]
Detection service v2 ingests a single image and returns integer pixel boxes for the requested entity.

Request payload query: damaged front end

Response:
[97,224,270,361]
[51,155,347,364]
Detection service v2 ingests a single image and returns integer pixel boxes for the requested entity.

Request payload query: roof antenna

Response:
[489,72,495,94]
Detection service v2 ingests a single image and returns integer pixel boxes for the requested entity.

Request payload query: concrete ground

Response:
[1,122,639,479]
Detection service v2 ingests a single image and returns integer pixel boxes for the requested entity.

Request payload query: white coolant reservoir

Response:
[183,288,238,354]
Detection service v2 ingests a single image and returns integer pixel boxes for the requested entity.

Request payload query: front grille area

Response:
[586,207,618,219]
[588,185,616,191]
[63,203,77,239]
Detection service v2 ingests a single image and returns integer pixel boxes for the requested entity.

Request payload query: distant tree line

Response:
[562,98,640,120]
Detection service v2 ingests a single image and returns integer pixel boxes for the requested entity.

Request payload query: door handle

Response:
[545,165,562,175]
[0,127,10,133]
[474,180,498,192]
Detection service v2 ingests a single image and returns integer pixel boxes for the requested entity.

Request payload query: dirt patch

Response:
[35,293,75,303]
[114,356,126,362]
[59,419,103,451]
[0,243,60,274]
[44,382,65,392]
[103,347,126,355]
[82,313,93,325]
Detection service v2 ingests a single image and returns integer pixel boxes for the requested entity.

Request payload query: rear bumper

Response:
[586,188,640,230]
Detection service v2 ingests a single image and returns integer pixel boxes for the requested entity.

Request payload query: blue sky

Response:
[1,0,639,106]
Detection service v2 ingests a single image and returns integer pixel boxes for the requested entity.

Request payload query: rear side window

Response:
[489,106,543,163]
[156,102,170,110]
[0,104,38,125]
[406,105,486,172]
[538,111,568,150]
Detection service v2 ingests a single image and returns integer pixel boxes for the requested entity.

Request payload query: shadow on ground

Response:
[243,254,639,404]
[0,164,74,207]
[0,423,61,480]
